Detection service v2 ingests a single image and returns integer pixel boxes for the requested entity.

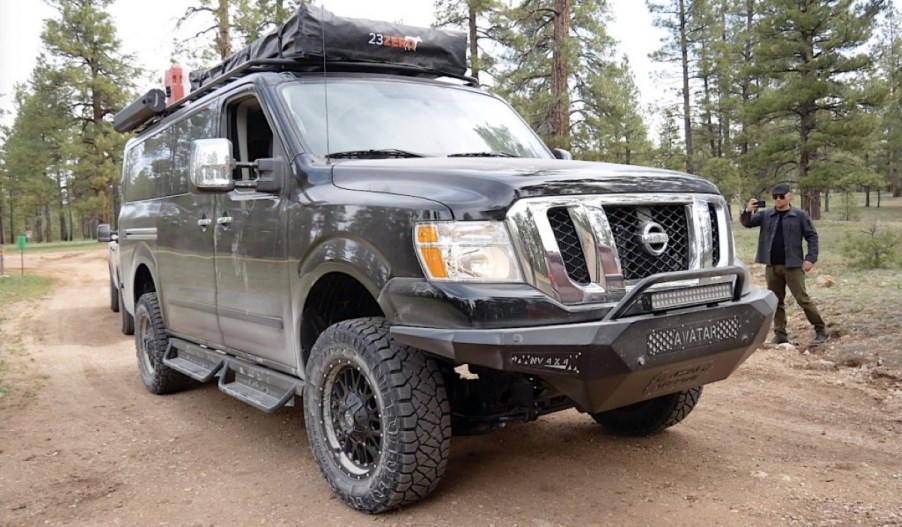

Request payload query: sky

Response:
[0,0,669,131]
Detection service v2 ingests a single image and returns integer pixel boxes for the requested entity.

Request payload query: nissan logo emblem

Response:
[640,222,669,255]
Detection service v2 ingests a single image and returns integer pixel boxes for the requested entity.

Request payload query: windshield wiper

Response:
[325,148,425,159]
[447,151,518,158]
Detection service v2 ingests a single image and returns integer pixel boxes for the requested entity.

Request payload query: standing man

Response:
[740,183,828,346]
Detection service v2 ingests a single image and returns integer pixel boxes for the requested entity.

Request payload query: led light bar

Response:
[649,282,734,311]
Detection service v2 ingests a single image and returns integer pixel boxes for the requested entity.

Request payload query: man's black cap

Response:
[772,183,791,195]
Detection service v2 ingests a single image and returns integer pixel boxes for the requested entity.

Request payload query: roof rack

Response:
[113,6,471,134]
[113,59,477,135]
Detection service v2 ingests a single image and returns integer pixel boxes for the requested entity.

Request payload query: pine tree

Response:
[653,105,688,171]
[1,66,74,243]
[875,2,902,197]
[747,0,885,219]
[648,0,708,174]
[177,0,308,63]
[573,57,654,165]
[41,0,139,233]
[495,0,619,151]
[433,0,503,83]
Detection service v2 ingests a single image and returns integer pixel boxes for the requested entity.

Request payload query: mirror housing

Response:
[552,148,572,160]
[97,224,114,242]
[254,158,284,193]
[190,138,235,192]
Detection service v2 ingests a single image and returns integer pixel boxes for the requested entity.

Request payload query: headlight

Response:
[414,221,524,282]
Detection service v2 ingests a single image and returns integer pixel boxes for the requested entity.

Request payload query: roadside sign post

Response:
[17,235,26,275]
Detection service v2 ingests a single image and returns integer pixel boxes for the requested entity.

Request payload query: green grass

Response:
[1,239,101,254]
[0,274,53,309]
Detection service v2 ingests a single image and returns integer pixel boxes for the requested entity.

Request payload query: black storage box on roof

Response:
[113,89,166,133]
[189,5,468,90]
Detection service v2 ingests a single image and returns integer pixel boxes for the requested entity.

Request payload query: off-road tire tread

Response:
[304,317,451,513]
[135,293,190,394]
[592,386,702,436]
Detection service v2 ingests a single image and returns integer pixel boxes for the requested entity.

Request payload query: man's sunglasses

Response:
[773,193,787,200]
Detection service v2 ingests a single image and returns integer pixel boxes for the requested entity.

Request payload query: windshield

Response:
[279,78,551,159]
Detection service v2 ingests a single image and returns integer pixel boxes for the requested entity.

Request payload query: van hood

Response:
[331,158,720,219]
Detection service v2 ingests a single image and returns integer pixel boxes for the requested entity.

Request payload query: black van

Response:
[106,6,776,513]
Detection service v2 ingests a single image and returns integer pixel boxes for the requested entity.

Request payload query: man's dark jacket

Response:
[740,206,819,267]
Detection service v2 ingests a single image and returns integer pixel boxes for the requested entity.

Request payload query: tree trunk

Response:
[550,0,571,150]
[34,212,44,243]
[468,4,479,83]
[739,0,753,159]
[799,106,820,219]
[678,0,693,173]
[43,204,52,243]
[8,197,16,244]
[217,0,231,60]
[865,187,871,207]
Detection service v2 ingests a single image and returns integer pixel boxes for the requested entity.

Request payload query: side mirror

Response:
[552,148,572,160]
[190,138,235,192]
[254,158,284,193]
[97,224,114,242]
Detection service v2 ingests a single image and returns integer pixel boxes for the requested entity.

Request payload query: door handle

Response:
[216,216,233,226]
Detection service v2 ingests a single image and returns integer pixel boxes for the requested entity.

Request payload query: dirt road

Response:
[1,248,900,526]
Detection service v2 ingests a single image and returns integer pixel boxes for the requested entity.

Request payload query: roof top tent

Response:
[113,5,469,134]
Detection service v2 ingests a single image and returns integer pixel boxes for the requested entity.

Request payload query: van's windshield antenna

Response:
[321,3,331,161]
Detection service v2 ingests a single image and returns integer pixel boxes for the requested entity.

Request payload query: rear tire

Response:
[303,317,451,513]
[591,387,702,436]
[134,292,189,394]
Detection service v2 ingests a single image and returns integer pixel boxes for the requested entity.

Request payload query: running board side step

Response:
[218,357,304,413]
[163,339,225,382]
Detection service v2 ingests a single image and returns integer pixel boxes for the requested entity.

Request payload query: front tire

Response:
[591,387,702,436]
[134,292,189,394]
[303,318,451,513]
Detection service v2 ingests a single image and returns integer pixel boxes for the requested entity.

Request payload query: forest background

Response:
[0,0,899,245]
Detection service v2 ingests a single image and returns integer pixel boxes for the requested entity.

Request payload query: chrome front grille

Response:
[604,205,689,280]
[708,203,720,266]
[547,208,591,284]
[505,194,731,306]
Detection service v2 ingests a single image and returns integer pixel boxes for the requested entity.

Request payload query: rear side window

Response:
[123,108,216,202]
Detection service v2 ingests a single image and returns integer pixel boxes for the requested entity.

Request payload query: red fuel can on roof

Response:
[164,64,184,106]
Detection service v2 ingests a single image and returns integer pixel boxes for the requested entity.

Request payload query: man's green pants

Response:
[765,265,826,338]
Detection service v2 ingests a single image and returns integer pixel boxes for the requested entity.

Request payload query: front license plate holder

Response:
[644,361,713,396]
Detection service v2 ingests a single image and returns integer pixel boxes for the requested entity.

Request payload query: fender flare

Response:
[297,234,391,307]
[125,242,160,315]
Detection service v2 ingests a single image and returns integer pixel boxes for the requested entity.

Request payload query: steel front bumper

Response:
[391,287,777,414]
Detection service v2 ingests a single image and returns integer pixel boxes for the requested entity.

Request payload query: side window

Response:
[122,142,145,202]
[226,96,274,181]
[125,131,171,202]
[171,109,215,193]
[122,107,216,202]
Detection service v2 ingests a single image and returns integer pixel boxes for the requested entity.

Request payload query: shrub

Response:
[841,223,902,269]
